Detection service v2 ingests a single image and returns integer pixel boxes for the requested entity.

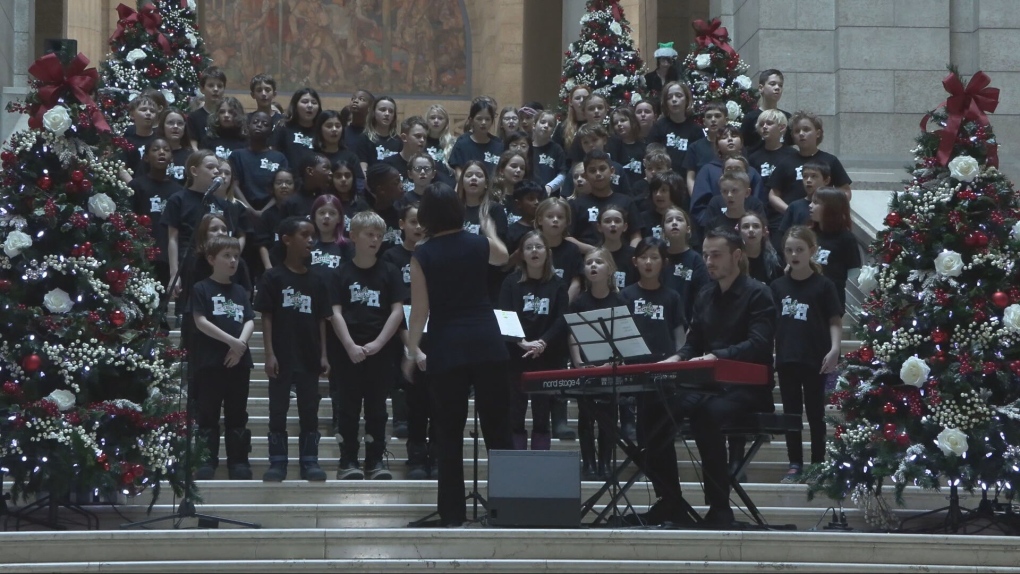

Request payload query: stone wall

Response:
[712,0,1020,172]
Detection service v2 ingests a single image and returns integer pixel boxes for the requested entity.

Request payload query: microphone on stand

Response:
[201,176,225,204]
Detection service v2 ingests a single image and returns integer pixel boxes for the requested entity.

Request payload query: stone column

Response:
[65,0,105,65]
[972,0,1020,173]
[1,0,36,142]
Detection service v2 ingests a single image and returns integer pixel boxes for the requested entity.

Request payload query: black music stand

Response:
[565,306,653,524]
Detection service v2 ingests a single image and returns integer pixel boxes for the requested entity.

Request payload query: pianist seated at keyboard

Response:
[622,226,776,529]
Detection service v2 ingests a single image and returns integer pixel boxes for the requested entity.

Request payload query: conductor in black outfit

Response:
[403,183,514,527]
[628,226,776,528]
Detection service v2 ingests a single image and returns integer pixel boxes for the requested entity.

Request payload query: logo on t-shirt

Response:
[813,249,831,266]
[781,296,809,321]
[427,147,446,163]
[463,222,481,235]
[522,293,550,315]
[624,159,642,175]
[384,227,402,244]
[167,164,185,180]
[137,144,147,158]
[651,225,663,240]
[211,295,245,323]
[215,146,231,160]
[760,162,775,178]
[344,216,352,232]
[587,206,600,222]
[150,196,165,213]
[611,174,620,186]
[539,154,555,168]
[402,178,415,192]
[208,204,224,216]
[376,146,397,161]
[795,166,804,181]
[349,282,381,307]
[484,151,500,164]
[554,268,565,279]
[401,264,411,285]
[311,249,342,269]
[666,134,688,151]
[260,157,280,172]
[673,264,693,281]
[633,298,665,320]
[507,213,522,226]
[281,287,312,313]
[294,133,313,148]
[614,271,627,289]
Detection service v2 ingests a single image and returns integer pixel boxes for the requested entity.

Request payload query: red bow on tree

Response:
[692,18,736,57]
[27,52,111,133]
[608,0,623,21]
[920,71,1000,168]
[112,3,171,54]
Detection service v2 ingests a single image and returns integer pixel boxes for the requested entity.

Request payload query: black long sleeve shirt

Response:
[679,274,776,368]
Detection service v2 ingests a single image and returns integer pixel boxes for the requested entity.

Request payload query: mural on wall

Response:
[200,0,470,97]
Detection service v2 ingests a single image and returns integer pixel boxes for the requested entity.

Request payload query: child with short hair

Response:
[632,145,672,213]
[566,93,611,164]
[344,89,374,150]
[703,171,767,231]
[450,99,504,179]
[122,94,161,176]
[647,81,704,176]
[354,96,401,173]
[361,163,406,252]
[740,211,783,285]
[188,66,227,144]
[281,152,332,219]
[607,105,648,188]
[188,235,255,481]
[202,96,248,160]
[498,231,569,451]
[254,216,332,482]
[767,111,852,217]
[747,109,795,181]
[772,225,842,482]
[742,69,791,150]
[329,211,406,480]
[130,137,182,289]
[809,188,861,312]
[506,179,546,256]
[230,111,289,214]
[571,150,641,247]
[691,130,767,226]
[634,100,658,140]
[403,152,437,206]
[778,160,830,243]
[682,101,729,193]
[256,168,296,272]
[570,247,628,478]
[381,202,434,478]
[271,88,322,169]
[530,110,567,197]
[574,123,632,197]
[640,171,687,240]
[383,115,429,193]
[248,73,282,126]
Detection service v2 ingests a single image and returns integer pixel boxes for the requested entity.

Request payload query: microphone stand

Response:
[122,185,260,530]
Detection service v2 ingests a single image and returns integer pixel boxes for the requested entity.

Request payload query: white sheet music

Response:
[564,306,651,363]
[402,306,525,339]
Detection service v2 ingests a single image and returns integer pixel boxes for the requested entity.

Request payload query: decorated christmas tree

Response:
[807,70,1020,528]
[559,0,646,111]
[0,51,190,505]
[98,0,211,133]
[679,18,759,123]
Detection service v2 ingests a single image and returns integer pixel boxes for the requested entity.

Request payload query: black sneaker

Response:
[336,461,364,480]
[366,461,392,480]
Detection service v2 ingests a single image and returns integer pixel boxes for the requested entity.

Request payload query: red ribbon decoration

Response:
[609,0,623,21]
[27,53,111,133]
[692,18,736,57]
[919,71,1000,167]
[112,3,171,54]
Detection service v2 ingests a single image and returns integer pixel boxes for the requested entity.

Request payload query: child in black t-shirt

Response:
[329,211,405,480]
[498,231,569,451]
[772,226,842,483]
[120,94,160,179]
[281,153,332,219]
[253,217,332,482]
[569,248,628,479]
[256,168,295,273]
[778,160,830,250]
[640,171,687,240]
[621,238,686,361]
[571,150,642,249]
[703,171,767,233]
[530,110,567,196]
[810,188,861,312]
[130,137,182,289]
[381,203,431,476]
[506,180,546,257]
[201,96,248,161]
[767,112,852,217]
[188,236,255,481]
[596,207,637,291]
[309,194,352,272]
[661,207,708,325]
[740,212,783,285]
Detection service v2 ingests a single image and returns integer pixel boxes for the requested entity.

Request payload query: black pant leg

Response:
[362,353,391,447]
[291,371,321,435]
[406,368,432,444]
[471,361,513,452]
[802,368,828,464]
[267,375,290,434]
[430,366,472,525]
[222,366,251,430]
[778,363,807,466]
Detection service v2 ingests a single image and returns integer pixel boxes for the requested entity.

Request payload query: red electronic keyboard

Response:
[519,359,769,395]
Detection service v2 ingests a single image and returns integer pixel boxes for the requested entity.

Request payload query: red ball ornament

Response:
[21,354,42,372]
[64,182,77,194]
[896,432,911,447]
[993,291,1010,309]
[1011,361,1020,376]
[79,179,92,192]
[974,310,988,323]
[2,381,18,395]
[932,328,949,344]
[885,212,902,227]
[137,214,151,228]
[88,311,101,323]
[964,232,978,247]
[882,424,897,440]
[110,310,126,327]
[708,79,721,91]
[883,402,897,415]
[70,170,85,183]
[37,176,52,190]
[975,231,989,247]
[859,347,875,363]
[0,278,11,292]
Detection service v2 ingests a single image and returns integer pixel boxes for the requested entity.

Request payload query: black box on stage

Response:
[487,450,580,528]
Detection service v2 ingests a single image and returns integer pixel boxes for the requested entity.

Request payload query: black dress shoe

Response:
[612,498,693,527]
[702,506,735,529]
